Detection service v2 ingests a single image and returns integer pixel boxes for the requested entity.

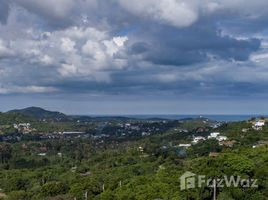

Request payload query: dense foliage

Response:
[0,109,268,199]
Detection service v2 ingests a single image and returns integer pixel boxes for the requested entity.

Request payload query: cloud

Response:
[0,39,13,58]
[0,21,129,91]
[0,1,10,24]
[116,0,268,29]
[14,0,76,27]
[127,23,261,66]
[0,85,58,94]
[60,37,76,53]
[59,63,78,77]
[11,0,113,29]
[117,0,199,28]
[0,0,267,101]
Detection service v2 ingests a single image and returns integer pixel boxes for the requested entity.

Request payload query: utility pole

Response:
[119,180,122,188]
[84,191,88,200]
[213,178,216,200]
[102,184,105,192]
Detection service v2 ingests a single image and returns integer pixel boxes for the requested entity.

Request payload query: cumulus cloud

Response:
[60,37,76,53]
[0,0,267,99]
[59,63,78,77]
[117,0,268,29]
[0,39,13,58]
[117,0,199,27]
[0,19,129,93]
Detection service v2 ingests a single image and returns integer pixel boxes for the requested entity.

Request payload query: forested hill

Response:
[7,107,68,121]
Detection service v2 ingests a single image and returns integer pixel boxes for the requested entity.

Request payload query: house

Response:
[142,132,151,136]
[252,119,265,130]
[208,132,220,139]
[21,123,31,128]
[138,146,144,153]
[178,144,192,148]
[192,136,206,144]
[125,123,131,127]
[217,136,228,142]
[13,124,18,129]
[14,123,32,133]
[219,140,236,147]
[242,128,250,133]
[252,140,268,148]
[208,132,228,142]
[211,122,222,129]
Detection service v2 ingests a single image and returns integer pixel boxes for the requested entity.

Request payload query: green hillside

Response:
[8,107,67,121]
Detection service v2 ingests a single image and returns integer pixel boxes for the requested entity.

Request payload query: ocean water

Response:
[124,115,268,122]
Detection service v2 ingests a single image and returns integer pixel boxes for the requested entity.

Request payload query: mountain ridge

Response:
[7,107,67,120]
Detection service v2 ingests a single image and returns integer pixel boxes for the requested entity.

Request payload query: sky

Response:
[0,0,268,115]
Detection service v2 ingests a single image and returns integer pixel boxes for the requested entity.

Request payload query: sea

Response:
[123,115,268,122]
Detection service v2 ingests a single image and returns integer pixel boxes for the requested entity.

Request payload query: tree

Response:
[0,143,12,164]
[41,182,69,197]
[191,139,222,156]
[6,190,29,200]
[223,154,254,175]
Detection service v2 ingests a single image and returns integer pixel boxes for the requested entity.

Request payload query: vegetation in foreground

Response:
[0,108,267,199]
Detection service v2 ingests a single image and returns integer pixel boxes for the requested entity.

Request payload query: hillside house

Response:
[219,140,236,147]
[178,144,192,148]
[192,136,206,144]
[252,119,265,130]
[208,132,220,139]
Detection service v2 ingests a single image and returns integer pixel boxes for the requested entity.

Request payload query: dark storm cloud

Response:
[127,23,261,67]
[129,42,149,55]
[13,0,77,28]
[0,1,10,24]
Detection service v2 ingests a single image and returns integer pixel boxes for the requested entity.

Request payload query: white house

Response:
[13,124,18,129]
[192,136,206,144]
[142,132,151,136]
[255,121,265,126]
[216,136,228,142]
[125,123,131,127]
[252,120,265,130]
[208,132,220,139]
[14,123,31,129]
[178,144,192,148]
[207,132,228,142]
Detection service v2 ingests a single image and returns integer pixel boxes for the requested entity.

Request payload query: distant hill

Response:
[7,107,68,120]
